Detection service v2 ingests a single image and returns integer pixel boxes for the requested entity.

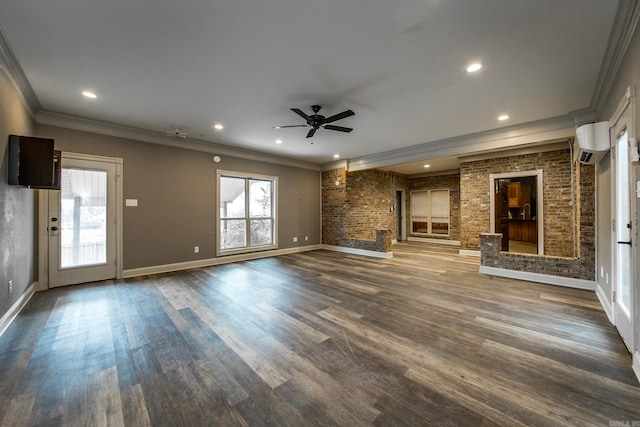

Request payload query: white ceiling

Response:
[0,0,622,174]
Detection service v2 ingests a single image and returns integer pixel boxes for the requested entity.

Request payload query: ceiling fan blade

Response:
[306,128,316,138]
[273,125,309,128]
[291,108,311,121]
[324,109,355,124]
[324,125,353,133]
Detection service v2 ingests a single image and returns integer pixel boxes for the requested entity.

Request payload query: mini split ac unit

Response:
[575,121,610,164]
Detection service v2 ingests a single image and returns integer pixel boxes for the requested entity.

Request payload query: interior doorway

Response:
[396,191,402,241]
[490,171,543,255]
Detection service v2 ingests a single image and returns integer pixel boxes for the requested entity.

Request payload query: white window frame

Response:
[410,189,450,236]
[216,170,278,256]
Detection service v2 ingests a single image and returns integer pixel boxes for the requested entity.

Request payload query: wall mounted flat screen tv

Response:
[8,134,61,190]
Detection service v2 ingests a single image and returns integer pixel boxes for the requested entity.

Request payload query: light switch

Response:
[126,199,138,207]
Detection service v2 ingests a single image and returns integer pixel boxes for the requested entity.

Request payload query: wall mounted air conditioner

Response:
[575,121,610,164]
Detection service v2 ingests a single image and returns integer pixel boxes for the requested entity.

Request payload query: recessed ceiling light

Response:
[276,139,283,144]
[498,114,510,121]
[214,123,224,130]
[333,154,340,159]
[424,164,431,168]
[82,91,97,99]
[466,63,482,73]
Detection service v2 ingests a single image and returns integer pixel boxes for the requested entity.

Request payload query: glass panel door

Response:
[60,168,107,268]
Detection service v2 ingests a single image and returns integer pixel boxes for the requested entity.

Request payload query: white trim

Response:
[479,266,595,290]
[0,27,40,116]
[591,0,640,114]
[347,115,576,172]
[123,245,323,278]
[0,282,37,338]
[391,239,398,244]
[320,245,393,259]
[459,141,570,163]
[459,250,481,257]
[633,351,640,384]
[36,110,321,171]
[595,283,614,323]
[407,237,461,246]
[216,170,278,257]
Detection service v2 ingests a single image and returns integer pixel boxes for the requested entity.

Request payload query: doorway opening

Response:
[490,170,543,255]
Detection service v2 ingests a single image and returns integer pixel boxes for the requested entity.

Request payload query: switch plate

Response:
[293,237,298,242]
[194,246,199,253]
[126,199,138,207]
[305,236,308,241]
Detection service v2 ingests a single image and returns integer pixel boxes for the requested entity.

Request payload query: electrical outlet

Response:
[293,236,298,242]
[194,246,199,253]
[8,280,12,294]
[305,236,308,241]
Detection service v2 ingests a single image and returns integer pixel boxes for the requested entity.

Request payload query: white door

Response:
[613,126,634,352]
[47,155,119,287]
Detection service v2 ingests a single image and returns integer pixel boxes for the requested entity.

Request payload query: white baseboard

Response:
[479,266,595,290]
[391,239,398,244]
[595,282,613,323]
[633,351,640,385]
[459,249,481,257]
[320,245,393,259]
[123,245,322,278]
[407,237,461,246]
[0,282,37,338]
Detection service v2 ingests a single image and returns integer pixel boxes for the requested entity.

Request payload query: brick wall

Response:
[321,168,347,246]
[460,149,576,256]
[322,168,407,252]
[408,173,461,241]
[477,154,595,281]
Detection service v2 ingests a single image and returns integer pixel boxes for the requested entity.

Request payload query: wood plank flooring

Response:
[1,242,639,426]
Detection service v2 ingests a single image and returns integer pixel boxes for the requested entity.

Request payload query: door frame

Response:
[489,170,544,255]
[396,189,406,242]
[609,85,637,355]
[38,152,123,290]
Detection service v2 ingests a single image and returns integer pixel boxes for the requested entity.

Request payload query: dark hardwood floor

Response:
[1,242,639,426]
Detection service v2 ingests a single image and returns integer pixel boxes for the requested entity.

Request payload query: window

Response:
[410,189,449,236]
[217,170,278,254]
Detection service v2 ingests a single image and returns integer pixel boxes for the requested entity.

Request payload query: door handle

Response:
[50,226,58,231]
[617,240,632,245]
[51,217,58,222]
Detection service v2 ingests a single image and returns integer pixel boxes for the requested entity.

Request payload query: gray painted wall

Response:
[0,71,36,320]
[36,125,321,270]
[598,18,640,353]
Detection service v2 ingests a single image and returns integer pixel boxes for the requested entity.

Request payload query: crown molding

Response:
[591,0,640,114]
[458,140,570,164]
[0,25,40,117]
[36,110,322,171]
[321,159,349,171]
[346,115,576,172]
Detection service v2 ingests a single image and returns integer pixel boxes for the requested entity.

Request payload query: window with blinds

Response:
[410,189,450,236]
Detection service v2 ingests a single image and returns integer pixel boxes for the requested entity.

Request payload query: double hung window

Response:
[217,171,277,254]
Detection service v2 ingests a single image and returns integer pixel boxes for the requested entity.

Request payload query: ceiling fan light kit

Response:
[275,105,355,140]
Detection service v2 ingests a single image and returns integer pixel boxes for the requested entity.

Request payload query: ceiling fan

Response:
[167,125,187,138]
[274,105,355,138]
